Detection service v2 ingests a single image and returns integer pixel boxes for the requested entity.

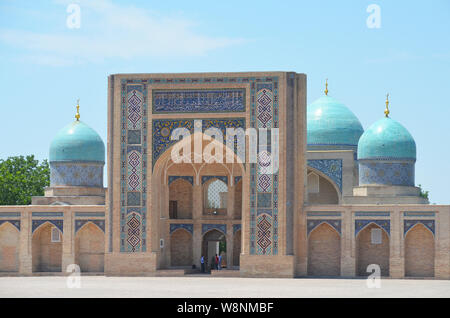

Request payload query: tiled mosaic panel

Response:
[170,223,193,234]
[355,219,390,236]
[359,161,414,186]
[152,118,245,166]
[0,220,20,231]
[404,219,435,236]
[50,163,103,187]
[307,159,343,192]
[202,224,226,235]
[32,220,63,233]
[74,220,105,233]
[168,176,194,186]
[252,81,279,255]
[120,83,147,252]
[307,219,341,235]
[153,89,245,113]
[120,76,279,256]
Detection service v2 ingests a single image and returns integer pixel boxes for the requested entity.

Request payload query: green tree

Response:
[0,155,50,205]
[417,184,429,200]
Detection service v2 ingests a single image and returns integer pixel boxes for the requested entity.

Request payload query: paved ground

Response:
[0,276,449,298]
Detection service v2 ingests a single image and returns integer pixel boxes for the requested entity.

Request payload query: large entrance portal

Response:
[202,229,226,271]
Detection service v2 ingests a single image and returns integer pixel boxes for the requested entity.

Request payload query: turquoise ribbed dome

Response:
[307,95,364,147]
[358,117,416,160]
[49,120,105,163]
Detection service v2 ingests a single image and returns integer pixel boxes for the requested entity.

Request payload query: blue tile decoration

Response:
[404,220,435,236]
[307,219,341,235]
[355,219,390,237]
[257,193,272,208]
[120,82,147,252]
[307,159,343,192]
[355,211,390,217]
[32,220,63,233]
[307,211,341,217]
[168,176,194,186]
[50,162,104,187]
[0,212,21,218]
[234,176,242,185]
[153,89,246,113]
[403,212,435,217]
[32,212,64,217]
[152,118,245,167]
[201,175,228,185]
[0,220,20,231]
[359,160,414,186]
[75,220,105,233]
[75,212,105,217]
[122,75,279,256]
[233,224,241,233]
[170,223,193,235]
[202,224,226,235]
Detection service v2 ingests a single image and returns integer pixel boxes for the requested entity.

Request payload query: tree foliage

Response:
[418,184,429,200]
[0,155,50,205]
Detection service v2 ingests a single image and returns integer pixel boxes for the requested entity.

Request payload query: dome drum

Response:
[50,162,104,187]
[358,160,415,187]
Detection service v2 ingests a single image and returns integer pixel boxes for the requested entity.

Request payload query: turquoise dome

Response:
[307,95,364,147]
[49,120,105,163]
[358,117,416,160]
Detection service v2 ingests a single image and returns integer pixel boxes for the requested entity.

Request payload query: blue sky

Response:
[0,0,449,204]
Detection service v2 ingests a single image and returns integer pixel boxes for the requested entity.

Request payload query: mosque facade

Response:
[0,71,448,279]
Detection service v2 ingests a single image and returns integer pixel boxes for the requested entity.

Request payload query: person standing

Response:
[200,255,205,273]
[218,254,222,270]
[215,254,219,270]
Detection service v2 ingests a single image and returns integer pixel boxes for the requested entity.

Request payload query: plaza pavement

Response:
[0,276,449,298]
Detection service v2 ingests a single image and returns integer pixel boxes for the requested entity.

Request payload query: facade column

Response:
[193,184,202,219]
[19,208,32,275]
[226,227,233,269]
[227,184,235,219]
[435,208,450,279]
[193,223,202,269]
[389,208,404,278]
[61,208,75,273]
[341,208,355,277]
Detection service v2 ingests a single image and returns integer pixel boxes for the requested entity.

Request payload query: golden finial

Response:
[324,78,329,96]
[384,93,390,117]
[75,99,80,121]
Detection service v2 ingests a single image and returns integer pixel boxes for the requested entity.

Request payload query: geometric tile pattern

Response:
[233,224,241,233]
[307,219,341,236]
[252,81,279,255]
[168,176,194,186]
[201,176,228,185]
[0,220,20,231]
[307,159,343,192]
[32,219,63,233]
[152,118,245,167]
[202,224,226,235]
[170,223,194,235]
[359,161,414,186]
[120,83,147,252]
[50,162,103,187]
[74,219,105,233]
[404,219,435,236]
[355,219,390,237]
[153,89,246,113]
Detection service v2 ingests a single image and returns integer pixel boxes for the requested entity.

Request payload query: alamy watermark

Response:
[366,4,381,29]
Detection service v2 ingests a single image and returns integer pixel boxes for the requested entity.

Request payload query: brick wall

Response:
[170,229,193,266]
[169,179,193,219]
[0,223,19,272]
[405,224,434,277]
[356,223,389,276]
[307,223,341,276]
[75,223,105,272]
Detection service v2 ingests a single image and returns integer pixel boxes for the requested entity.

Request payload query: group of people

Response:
[200,254,223,273]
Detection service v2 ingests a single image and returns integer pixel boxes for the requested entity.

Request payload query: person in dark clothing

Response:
[215,254,219,270]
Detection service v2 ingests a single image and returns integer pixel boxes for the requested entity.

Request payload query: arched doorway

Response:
[405,224,434,277]
[306,169,339,204]
[233,229,241,267]
[356,223,389,276]
[307,223,341,276]
[0,222,19,272]
[170,229,193,267]
[202,229,226,271]
[203,178,228,217]
[32,222,62,272]
[75,222,105,272]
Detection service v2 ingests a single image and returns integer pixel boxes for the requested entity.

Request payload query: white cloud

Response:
[0,0,245,66]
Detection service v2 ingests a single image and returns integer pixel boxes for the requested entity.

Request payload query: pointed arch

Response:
[405,223,435,277]
[356,223,390,277]
[0,222,20,272]
[32,222,62,272]
[307,222,341,276]
[170,228,193,267]
[307,167,340,204]
[75,222,105,272]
